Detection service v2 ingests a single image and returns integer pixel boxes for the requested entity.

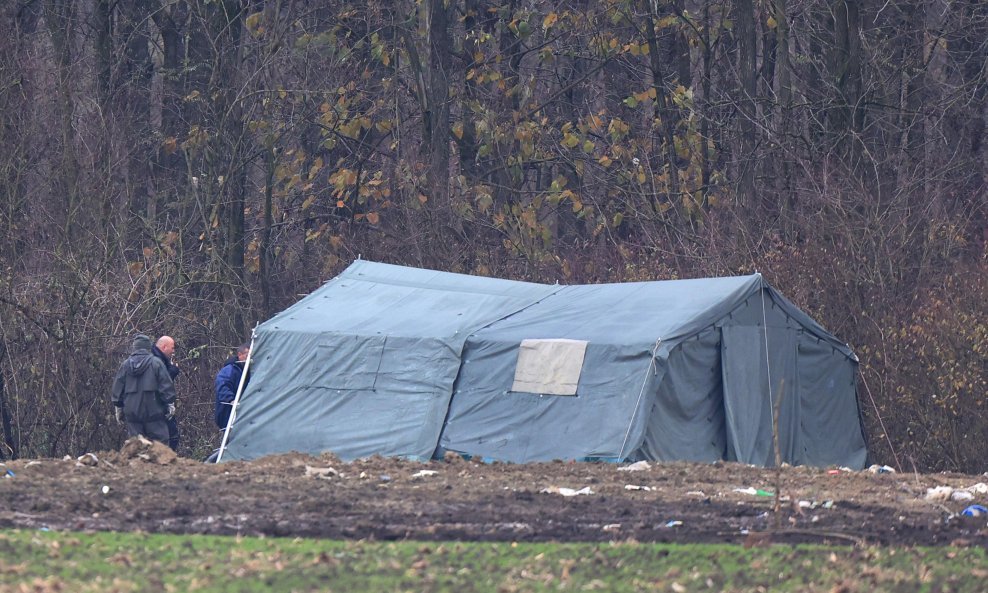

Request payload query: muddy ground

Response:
[1,438,986,547]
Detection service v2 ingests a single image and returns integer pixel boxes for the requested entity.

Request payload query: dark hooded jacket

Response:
[214,356,248,429]
[112,347,176,423]
[152,346,181,381]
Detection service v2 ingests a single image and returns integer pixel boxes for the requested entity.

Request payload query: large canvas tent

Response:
[220,260,867,468]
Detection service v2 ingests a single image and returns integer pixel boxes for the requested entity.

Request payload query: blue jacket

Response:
[214,357,248,429]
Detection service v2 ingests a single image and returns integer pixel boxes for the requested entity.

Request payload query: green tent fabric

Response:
[220,260,867,469]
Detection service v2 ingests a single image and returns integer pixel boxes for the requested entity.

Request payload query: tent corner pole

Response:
[216,326,259,463]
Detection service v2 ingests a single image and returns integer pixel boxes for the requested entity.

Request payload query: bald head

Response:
[156,336,175,358]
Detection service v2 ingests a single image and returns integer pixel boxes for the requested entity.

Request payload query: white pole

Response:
[216,329,257,463]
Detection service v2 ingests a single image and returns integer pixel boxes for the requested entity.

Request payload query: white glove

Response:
[166,403,176,420]
[114,407,124,424]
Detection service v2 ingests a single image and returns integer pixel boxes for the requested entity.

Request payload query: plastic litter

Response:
[867,464,896,474]
[951,490,975,502]
[411,470,438,478]
[76,453,98,467]
[665,520,683,528]
[962,505,988,517]
[304,465,340,480]
[617,461,652,472]
[624,484,652,491]
[924,486,953,502]
[540,486,594,496]
[100,485,110,495]
[965,483,988,495]
[734,487,774,497]
[3,469,14,478]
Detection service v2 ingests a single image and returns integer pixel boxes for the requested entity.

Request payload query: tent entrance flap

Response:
[721,325,798,466]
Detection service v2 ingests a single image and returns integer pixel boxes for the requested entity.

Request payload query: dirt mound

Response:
[1,452,987,546]
[115,436,179,465]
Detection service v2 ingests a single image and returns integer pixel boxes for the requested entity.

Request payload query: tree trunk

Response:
[423,0,452,210]
[43,0,80,241]
[643,0,682,211]
[734,0,757,210]
[0,341,15,460]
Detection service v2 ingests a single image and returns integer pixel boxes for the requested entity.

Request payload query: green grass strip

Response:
[1,529,987,592]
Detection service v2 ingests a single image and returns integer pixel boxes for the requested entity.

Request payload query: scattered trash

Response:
[359,471,367,479]
[411,470,438,478]
[951,490,975,502]
[962,505,988,517]
[602,523,621,531]
[798,500,813,509]
[617,461,652,472]
[965,483,988,495]
[734,487,774,497]
[665,520,683,528]
[76,453,99,467]
[798,500,835,510]
[924,486,954,502]
[100,485,110,495]
[867,464,896,474]
[827,469,840,475]
[541,486,594,497]
[685,490,706,497]
[624,484,652,491]
[25,461,41,467]
[3,469,14,479]
[304,465,339,480]
[379,474,392,482]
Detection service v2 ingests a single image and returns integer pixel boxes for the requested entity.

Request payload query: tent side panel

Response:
[796,336,868,469]
[639,329,726,462]
[439,340,654,462]
[223,334,459,461]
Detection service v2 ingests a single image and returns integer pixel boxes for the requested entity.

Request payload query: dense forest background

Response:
[0,0,984,470]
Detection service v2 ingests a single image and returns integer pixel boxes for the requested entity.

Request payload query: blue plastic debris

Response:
[961,504,987,517]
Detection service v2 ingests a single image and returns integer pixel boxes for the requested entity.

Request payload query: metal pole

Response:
[216,329,257,463]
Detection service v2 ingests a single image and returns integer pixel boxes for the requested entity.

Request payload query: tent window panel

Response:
[510,338,588,396]
[308,336,386,391]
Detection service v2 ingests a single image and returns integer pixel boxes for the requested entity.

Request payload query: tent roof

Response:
[474,275,763,345]
[259,260,559,338]
[259,260,852,357]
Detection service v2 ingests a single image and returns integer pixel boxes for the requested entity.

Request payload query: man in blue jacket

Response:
[215,342,251,430]
[112,334,176,444]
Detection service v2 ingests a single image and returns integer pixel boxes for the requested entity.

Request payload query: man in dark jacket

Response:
[111,334,176,444]
[215,342,250,430]
[152,335,181,451]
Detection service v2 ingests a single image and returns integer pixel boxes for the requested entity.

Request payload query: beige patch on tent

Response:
[511,338,588,396]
